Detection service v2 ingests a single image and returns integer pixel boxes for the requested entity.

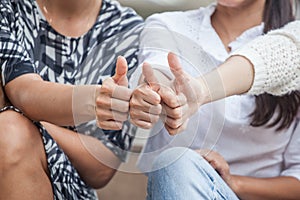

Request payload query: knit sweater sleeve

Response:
[232,21,300,96]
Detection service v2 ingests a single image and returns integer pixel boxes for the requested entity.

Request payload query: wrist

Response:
[197,76,211,105]
[230,175,243,195]
[72,85,99,125]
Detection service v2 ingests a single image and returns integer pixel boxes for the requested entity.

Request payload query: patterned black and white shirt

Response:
[0,0,143,161]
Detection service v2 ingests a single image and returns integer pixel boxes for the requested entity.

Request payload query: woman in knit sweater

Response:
[131,0,300,199]
[198,20,300,101]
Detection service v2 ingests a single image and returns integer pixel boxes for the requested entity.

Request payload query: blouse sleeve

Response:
[129,13,179,88]
[232,21,300,96]
[0,1,36,86]
[281,114,300,180]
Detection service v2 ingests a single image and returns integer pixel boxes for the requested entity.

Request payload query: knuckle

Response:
[169,99,178,108]
[130,118,138,127]
[100,83,113,94]
[96,98,109,107]
[168,119,181,129]
[143,123,153,129]
[96,121,104,129]
[130,98,140,108]
[130,109,139,118]
[172,108,183,119]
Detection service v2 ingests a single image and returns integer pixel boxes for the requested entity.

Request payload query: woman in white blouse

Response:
[130,0,300,199]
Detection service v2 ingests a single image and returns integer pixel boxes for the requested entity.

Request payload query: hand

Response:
[196,149,238,191]
[129,63,162,129]
[159,52,207,135]
[158,80,189,135]
[96,56,132,130]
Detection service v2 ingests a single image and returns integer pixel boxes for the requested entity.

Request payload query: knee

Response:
[149,148,197,181]
[151,147,204,172]
[147,147,219,200]
[0,110,42,166]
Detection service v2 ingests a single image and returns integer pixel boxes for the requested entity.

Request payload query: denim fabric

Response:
[147,147,239,200]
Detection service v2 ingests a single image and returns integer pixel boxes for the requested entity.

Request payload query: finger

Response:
[159,88,186,108]
[165,116,184,130]
[113,56,128,86]
[96,94,130,113]
[111,85,133,101]
[162,100,188,119]
[130,97,162,115]
[163,110,190,130]
[101,78,132,100]
[143,62,160,92]
[130,108,160,124]
[130,118,154,129]
[168,52,188,85]
[133,84,161,105]
[97,120,123,130]
[111,98,130,113]
[96,108,128,122]
[196,149,212,157]
[164,117,189,135]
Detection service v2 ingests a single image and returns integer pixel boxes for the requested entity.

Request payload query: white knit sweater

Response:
[233,21,300,96]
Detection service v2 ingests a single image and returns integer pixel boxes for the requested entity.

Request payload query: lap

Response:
[147,147,239,200]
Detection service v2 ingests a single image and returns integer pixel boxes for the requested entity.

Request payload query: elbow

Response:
[7,87,37,119]
[88,167,117,189]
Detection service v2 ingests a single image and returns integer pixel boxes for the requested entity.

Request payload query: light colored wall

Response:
[118,0,214,18]
[296,0,300,19]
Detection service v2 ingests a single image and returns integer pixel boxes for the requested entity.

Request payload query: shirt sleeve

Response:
[281,115,300,180]
[0,1,36,86]
[130,13,182,88]
[232,21,300,96]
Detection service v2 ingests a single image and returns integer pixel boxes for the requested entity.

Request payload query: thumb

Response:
[113,56,128,86]
[168,52,188,85]
[142,62,160,92]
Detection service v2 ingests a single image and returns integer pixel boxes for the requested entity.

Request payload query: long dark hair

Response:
[250,0,300,131]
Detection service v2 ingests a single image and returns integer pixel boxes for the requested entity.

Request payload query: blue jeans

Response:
[147,147,239,200]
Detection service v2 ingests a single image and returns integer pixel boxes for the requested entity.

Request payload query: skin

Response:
[130,0,265,134]
[1,0,131,199]
[196,149,300,200]
[131,0,300,199]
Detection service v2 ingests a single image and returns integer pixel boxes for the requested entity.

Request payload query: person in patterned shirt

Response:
[0,0,143,199]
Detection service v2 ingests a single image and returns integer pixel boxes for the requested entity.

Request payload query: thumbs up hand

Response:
[96,56,133,130]
[161,52,207,135]
[129,63,162,129]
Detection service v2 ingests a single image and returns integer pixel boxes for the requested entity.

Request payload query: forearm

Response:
[198,55,254,104]
[5,74,98,126]
[42,122,120,189]
[232,21,300,96]
[232,175,300,200]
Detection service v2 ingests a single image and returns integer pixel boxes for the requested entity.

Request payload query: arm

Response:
[232,176,300,200]
[198,150,300,200]
[41,122,120,189]
[198,55,255,103]
[181,20,300,106]
[5,57,131,128]
[5,75,77,125]
[203,20,300,100]
[1,3,131,128]
[196,20,300,103]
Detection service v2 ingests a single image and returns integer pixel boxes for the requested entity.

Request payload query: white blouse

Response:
[135,4,300,181]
